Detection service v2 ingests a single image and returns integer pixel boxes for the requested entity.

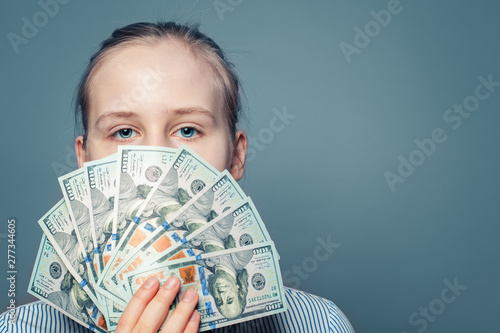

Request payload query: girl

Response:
[2,21,353,333]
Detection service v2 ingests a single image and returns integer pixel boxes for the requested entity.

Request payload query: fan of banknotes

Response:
[28,146,286,332]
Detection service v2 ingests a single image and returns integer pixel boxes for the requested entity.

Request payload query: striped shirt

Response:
[0,287,354,332]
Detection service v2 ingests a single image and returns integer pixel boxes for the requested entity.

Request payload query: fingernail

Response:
[163,276,178,290]
[189,311,198,321]
[142,277,157,289]
[182,290,196,302]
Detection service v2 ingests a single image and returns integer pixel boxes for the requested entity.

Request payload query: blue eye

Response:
[114,128,135,139]
[176,127,199,138]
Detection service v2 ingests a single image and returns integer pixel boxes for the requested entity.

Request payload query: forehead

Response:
[87,41,223,115]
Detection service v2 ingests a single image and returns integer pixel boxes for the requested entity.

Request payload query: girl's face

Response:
[75,41,247,180]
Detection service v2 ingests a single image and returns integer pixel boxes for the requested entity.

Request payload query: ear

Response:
[229,130,247,181]
[75,136,88,168]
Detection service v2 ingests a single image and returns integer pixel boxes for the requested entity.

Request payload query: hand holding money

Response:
[30,146,286,332]
[123,243,286,331]
[115,276,200,333]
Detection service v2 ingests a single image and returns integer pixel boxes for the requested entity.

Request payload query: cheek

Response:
[85,139,119,162]
[205,149,231,172]
[191,137,233,172]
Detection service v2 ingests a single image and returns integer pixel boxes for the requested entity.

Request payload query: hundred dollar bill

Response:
[110,146,177,250]
[100,147,219,305]
[84,153,118,276]
[38,199,103,311]
[112,170,248,302]
[84,154,128,323]
[153,198,273,271]
[95,146,177,316]
[120,198,273,300]
[95,293,120,332]
[58,168,98,286]
[96,146,177,301]
[28,234,108,333]
[123,242,286,332]
[95,292,126,324]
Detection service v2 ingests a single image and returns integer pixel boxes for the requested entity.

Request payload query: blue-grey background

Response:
[1,0,499,332]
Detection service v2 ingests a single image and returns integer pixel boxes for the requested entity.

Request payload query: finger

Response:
[182,311,200,333]
[115,276,159,332]
[134,275,181,332]
[161,289,199,333]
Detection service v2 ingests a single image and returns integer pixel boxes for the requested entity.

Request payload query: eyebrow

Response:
[170,107,217,123]
[95,111,139,126]
[95,107,217,126]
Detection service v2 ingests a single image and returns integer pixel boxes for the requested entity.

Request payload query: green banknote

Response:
[84,153,118,276]
[109,170,247,303]
[119,197,274,300]
[123,242,286,332]
[38,199,102,310]
[110,146,177,250]
[31,145,287,331]
[58,168,97,286]
[100,146,219,305]
[153,197,275,263]
[96,146,176,305]
[28,234,108,333]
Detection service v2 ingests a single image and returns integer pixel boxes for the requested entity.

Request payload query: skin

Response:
[74,41,248,333]
[75,41,246,178]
